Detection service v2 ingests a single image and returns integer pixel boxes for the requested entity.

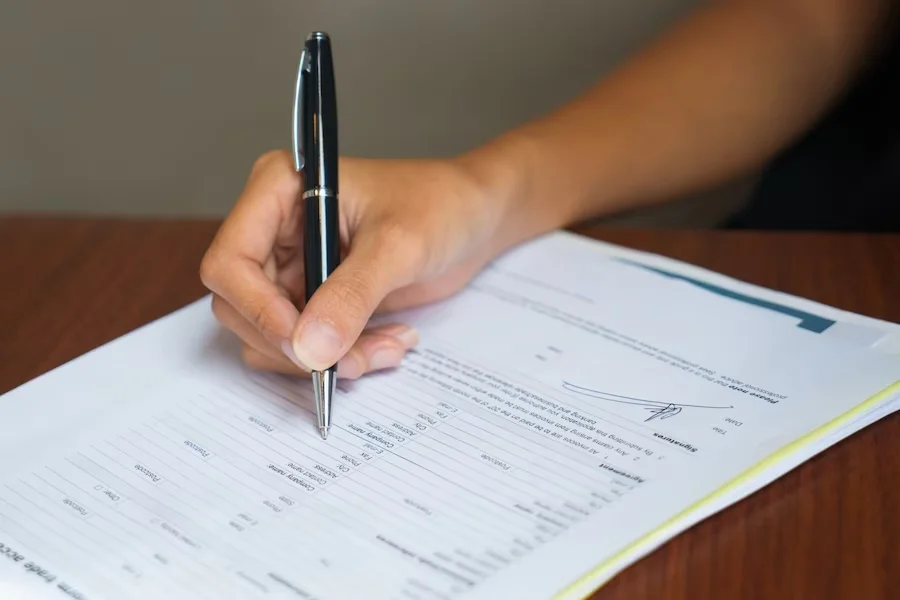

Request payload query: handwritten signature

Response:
[561,382,732,422]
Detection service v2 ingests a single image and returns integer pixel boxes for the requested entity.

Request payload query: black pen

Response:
[292,31,340,440]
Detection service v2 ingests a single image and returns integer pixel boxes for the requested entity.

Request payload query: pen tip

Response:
[319,426,329,440]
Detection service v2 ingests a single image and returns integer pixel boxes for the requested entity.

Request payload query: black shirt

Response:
[725,23,900,232]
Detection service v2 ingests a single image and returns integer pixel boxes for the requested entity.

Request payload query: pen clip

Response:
[292,46,310,172]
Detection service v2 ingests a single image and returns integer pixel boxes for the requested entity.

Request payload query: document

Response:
[1,231,898,600]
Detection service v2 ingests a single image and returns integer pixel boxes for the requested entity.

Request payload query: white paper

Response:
[1,231,898,600]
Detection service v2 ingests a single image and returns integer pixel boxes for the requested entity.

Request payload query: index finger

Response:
[200,150,303,347]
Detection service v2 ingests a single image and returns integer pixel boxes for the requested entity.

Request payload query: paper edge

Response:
[551,378,900,599]
[549,230,900,333]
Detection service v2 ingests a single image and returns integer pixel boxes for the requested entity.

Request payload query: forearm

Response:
[461,0,891,243]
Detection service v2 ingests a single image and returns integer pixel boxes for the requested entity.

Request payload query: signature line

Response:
[561,382,733,422]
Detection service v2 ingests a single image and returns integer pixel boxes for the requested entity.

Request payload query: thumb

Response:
[290,227,424,371]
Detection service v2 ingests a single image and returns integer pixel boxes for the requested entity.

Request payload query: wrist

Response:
[453,131,577,254]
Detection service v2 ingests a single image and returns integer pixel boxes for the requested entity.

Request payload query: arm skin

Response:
[459,0,895,249]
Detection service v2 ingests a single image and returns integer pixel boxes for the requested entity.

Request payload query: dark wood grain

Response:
[1,216,898,599]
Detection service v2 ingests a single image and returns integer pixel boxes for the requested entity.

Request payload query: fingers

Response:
[200,150,303,350]
[290,224,427,371]
[241,345,306,376]
[213,292,418,379]
[211,293,296,365]
[242,322,419,380]
[204,151,436,379]
[344,323,420,378]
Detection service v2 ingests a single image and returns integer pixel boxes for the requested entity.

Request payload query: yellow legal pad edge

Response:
[552,379,900,600]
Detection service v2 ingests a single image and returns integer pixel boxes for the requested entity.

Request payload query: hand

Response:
[199,150,515,380]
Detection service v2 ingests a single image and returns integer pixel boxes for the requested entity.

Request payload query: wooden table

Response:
[1,216,898,599]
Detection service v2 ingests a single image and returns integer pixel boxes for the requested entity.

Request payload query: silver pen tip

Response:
[311,369,335,440]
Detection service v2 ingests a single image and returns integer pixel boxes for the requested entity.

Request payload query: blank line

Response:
[95,440,209,516]
[155,413,311,503]
[247,393,561,536]
[194,393,348,485]
[3,484,128,593]
[115,434,240,516]
[159,410,389,548]
[352,382,575,492]
[62,457,230,582]
[70,450,317,596]
[404,434,569,515]
[364,450,527,536]
[376,375,616,485]
[42,465,219,597]
[112,432,328,577]
[31,471,146,552]
[222,385,394,469]
[130,422,256,505]
[183,402,331,490]
[211,383,400,480]
[314,476,492,576]
[334,424,528,521]
[63,455,313,596]
[150,415,283,499]
[389,373,632,494]
[333,466,504,565]
[384,368,618,476]
[398,446,569,537]
[0,507,129,597]
[226,378,367,457]
[14,480,115,557]
[419,430,577,503]
[301,399,571,521]
[361,458,522,541]
[78,447,248,560]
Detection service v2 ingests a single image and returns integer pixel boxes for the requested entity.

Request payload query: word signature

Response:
[561,382,732,422]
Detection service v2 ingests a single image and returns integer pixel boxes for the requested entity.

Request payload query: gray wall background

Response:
[0,0,749,224]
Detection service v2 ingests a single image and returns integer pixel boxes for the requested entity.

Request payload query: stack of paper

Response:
[1,231,897,600]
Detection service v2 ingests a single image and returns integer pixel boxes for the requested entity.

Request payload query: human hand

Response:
[199,150,518,380]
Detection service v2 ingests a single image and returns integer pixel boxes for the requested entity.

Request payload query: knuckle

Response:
[251,149,280,172]
[198,251,220,289]
[251,149,290,176]
[248,149,300,199]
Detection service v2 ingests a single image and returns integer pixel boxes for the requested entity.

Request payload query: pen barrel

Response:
[302,33,338,193]
[299,32,341,303]
[303,193,340,302]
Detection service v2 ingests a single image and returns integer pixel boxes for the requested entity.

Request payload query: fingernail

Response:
[293,321,343,370]
[373,323,420,348]
[369,347,405,371]
[281,340,309,371]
